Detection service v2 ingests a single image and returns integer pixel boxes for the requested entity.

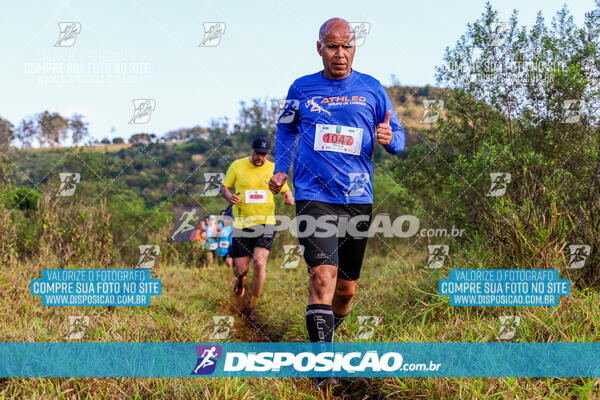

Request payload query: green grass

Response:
[0,247,599,399]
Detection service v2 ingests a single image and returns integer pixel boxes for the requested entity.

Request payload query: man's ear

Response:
[316,41,322,56]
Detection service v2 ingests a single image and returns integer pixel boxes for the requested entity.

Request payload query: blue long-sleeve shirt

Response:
[274,69,406,204]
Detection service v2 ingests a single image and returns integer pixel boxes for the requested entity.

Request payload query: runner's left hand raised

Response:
[376,110,393,146]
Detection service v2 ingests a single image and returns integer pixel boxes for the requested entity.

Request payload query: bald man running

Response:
[269,18,406,391]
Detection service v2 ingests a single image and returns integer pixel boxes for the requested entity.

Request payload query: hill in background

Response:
[10,84,437,207]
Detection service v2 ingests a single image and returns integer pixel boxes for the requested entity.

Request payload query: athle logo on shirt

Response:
[306,95,368,115]
[306,95,368,112]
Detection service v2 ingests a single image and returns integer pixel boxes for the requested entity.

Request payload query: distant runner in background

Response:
[205,215,219,266]
[190,218,208,268]
[217,207,234,269]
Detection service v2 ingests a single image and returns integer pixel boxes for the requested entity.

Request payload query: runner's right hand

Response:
[229,192,241,205]
[269,172,287,195]
[376,110,393,146]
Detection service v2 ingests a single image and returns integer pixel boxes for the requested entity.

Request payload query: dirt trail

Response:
[226,292,285,342]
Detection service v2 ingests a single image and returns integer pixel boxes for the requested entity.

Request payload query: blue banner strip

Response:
[1,343,599,377]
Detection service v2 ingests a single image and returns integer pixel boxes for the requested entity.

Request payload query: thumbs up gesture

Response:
[376,110,393,146]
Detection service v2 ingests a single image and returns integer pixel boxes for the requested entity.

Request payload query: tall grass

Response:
[0,247,599,399]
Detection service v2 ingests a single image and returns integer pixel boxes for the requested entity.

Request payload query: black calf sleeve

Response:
[306,304,334,342]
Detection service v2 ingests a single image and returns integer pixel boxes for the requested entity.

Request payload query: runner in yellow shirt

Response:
[220,136,294,321]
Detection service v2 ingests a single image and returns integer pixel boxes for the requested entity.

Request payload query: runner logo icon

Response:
[169,207,203,242]
[129,99,156,124]
[306,97,331,116]
[199,23,226,47]
[281,245,304,269]
[277,99,299,124]
[425,245,449,269]
[55,22,81,47]
[210,316,234,340]
[201,173,225,196]
[486,173,511,197]
[57,172,80,197]
[191,345,222,375]
[497,316,520,340]
[566,244,591,269]
[346,172,369,197]
[136,245,160,269]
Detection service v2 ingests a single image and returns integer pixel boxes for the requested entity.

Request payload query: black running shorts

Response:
[231,224,276,258]
[295,200,372,281]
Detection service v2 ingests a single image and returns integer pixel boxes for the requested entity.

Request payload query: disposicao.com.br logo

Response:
[190,346,441,376]
[224,351,418,373]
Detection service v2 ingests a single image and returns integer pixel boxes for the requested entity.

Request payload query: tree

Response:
[188,126,210,140]
[36,111,69,147]
[70,113,89,146]
[0,117,15,187]
[163,128,188,142]
[393,1,600,284]
[101,138,110,144]
[237,98,279,137]
[112,137,124,144]
[15,117,36,149]
[207,118,228,142]
[129,133,152,144]
[0,116,14,148]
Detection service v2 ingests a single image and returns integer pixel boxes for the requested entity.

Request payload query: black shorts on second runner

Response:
[231,224,276,258]
[295,200,372,281]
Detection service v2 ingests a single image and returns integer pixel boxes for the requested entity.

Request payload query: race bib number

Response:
[219,241,229,248]
[245,190,268,203]
[314,124,363,155]
[209,242,218,251]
